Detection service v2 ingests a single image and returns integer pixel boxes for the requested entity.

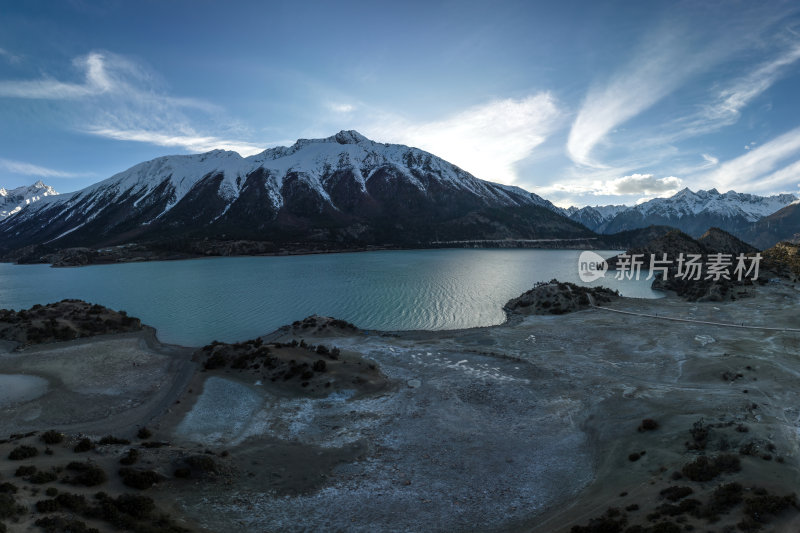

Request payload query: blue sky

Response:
[1,0,800,207]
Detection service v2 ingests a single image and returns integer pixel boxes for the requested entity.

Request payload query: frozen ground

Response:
[171,282,800,532]
[0,373,48,407]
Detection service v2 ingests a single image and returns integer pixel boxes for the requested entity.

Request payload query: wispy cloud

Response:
[566,28,705,168]
[697,126,800,193]
[0,157,89,178]
[0,51,259,156]
[660,42,800,142]
[328,103,355,113]
[363,94,562,185]
[701,153,719,167]
[0,47,21,64]
[86,128,265,156]
[706,43,800,124]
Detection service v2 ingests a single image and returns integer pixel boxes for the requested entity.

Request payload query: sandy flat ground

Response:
[0,328,195,437]
[1,282,799,532]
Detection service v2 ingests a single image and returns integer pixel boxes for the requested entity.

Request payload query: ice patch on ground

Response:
[175,377,263,445]
[0,374,48,407]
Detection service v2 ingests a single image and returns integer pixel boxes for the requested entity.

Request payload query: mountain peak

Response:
[333,130,370,144]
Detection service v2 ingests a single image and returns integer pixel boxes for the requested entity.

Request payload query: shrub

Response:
[184,455,217,474]
[64,462,107,487]
[113,493,155,518]
[34,516,99,533]
[54,492,88,512]
[702,482,743,518]
[41,430,65,445]
[15,465,37,477]
[687,419,710,450]
[137,427,152,439]
[681,454,741,482]
[638,418,659,431]
[8,445,38,460]
[743,491,797,522]
[73,438,94,453]
[35,498,60,513]
[29,470,58,484]
[660,486,693,502]
[0,493,25,519]
[570,507,628,532]
[118,468,164,490]
[119,448,139,466]
[99,435,131,446]
[313,359,327,372]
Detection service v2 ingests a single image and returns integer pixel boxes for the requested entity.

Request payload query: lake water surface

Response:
[0,249,661,346]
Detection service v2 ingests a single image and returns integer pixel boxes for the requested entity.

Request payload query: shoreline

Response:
[2,240,619,268]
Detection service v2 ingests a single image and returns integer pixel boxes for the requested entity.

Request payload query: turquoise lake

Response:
[0,249,662,346]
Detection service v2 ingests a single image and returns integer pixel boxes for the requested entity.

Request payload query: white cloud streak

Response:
[0,51,259,156]
[0,157,88,178]
[706,43,800,123]
[566,29,704,168]
[364,94,561,186]
[86,128,265,157]
[698,126,800,192]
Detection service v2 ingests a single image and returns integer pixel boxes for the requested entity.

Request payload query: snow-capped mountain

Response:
[569,188,797,237]
[0,131,589,254]
[565,204,628,232]
[0,180,58,218]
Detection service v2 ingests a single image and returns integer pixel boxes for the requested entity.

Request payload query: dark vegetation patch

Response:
[73,438,95,453]
[681,454,741,482]
[659,486,693,502]
[99,435,131,446]
[136,427,152,440]
[33,491,188,533]
[172,454,219,479]
[0,300,143,346]
[8,445,38,460]
[119,448,140,465]
[63,462,108,487]
[638,419,659,432]
[40,430,64,445]
[118,468,165,490]
[35,516,100,533]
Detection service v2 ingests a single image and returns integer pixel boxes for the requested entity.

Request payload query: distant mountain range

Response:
[566,188,797,239]
[0,180,58,218]
[0,131,796,261]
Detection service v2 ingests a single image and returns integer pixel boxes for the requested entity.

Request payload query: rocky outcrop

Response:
[504,280,619,316]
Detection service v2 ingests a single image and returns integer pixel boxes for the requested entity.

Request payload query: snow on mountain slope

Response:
[0,180,58,218]
[566,188,796,237]
[8,131,545,226]
[0,131,587,252]
[633,188,797,220]
[566,204,628,231]
[597,188,797,237]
